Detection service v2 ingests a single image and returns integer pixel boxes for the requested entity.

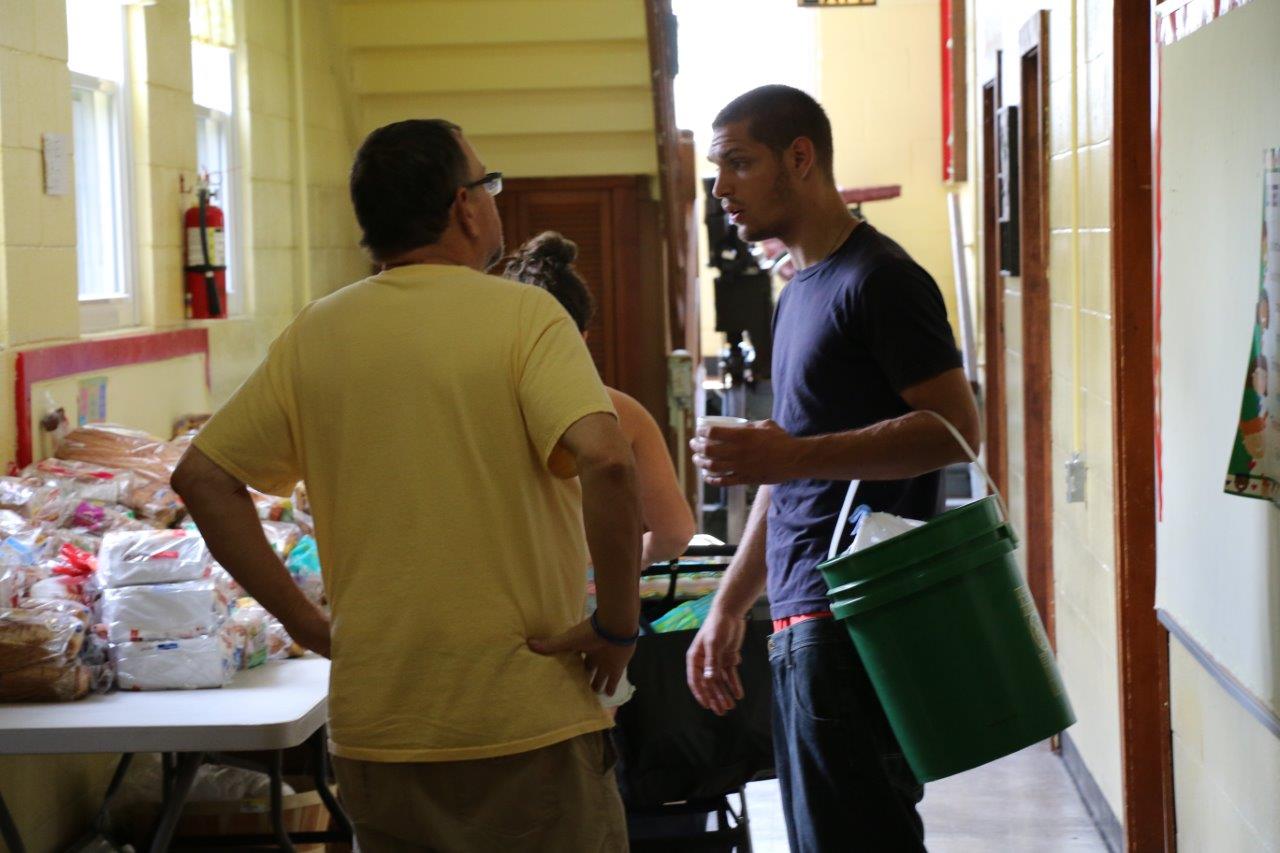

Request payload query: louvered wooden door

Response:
[498,176,647,391]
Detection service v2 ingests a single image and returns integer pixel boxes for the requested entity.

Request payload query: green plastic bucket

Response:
[819,495,1075,783]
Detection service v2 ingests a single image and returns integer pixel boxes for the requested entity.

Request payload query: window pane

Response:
[73,85,125,301]
[192,42,233,113]
[195,112,234,296]
[66,0,125,82]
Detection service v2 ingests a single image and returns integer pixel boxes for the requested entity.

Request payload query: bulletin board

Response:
[1155,0,1280,714]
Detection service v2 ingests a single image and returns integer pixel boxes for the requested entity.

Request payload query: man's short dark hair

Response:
[349,119,468,262]
[713,85,834,177]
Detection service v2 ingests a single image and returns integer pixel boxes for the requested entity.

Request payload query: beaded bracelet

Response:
[590,610,640,647]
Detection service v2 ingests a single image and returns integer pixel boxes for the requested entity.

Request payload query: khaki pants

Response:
[332,732,629,852]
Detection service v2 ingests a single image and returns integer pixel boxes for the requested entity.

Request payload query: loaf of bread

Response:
[55,425,178,483]
[0,662,91,702]
[0,608,86,673]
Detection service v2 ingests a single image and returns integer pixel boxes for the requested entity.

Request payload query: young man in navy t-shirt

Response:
[687,85,981,852]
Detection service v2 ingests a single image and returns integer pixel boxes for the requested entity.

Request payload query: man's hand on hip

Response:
[690,419,802,486]
[529,620,635,697]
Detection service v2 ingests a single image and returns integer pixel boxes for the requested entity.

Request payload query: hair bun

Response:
[523,231,578,267]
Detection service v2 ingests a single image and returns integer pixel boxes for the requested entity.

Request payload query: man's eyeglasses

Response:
[463,171,503,196]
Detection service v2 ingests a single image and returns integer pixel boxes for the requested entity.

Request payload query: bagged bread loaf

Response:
[227,601,269,670]
[100,579,228,642]
[55,425,178,483]
[261,521,301,560]
[0,603,87,673]
[24,458,135,506]
[113,634,233,690]
[54,426,187,524]
[98,529,211,588]
[0,477,62,521]
[0,661,91,702]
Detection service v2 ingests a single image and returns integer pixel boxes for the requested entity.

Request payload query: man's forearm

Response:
[712,486,771,619]
[184,484,328,649]
[792,412,972,482]
[580,460,642,637]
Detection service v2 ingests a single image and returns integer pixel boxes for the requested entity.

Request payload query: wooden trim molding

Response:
[643,0,684,353]
[1111,0,1177,849]
[981,78,1008,500]
[1018,13,1054,643]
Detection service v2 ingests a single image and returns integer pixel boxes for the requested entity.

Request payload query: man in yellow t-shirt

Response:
[172,119,641,852]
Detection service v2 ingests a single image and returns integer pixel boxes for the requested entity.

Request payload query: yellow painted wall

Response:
[1155,1,1280,848]
[0,0,364,847]
[1169,641,1280,850]
[968,0,1124,826]
[339,0,658,178]
[817,0,958,331]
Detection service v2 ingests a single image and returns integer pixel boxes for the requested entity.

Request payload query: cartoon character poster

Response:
[1225,149,1280,501]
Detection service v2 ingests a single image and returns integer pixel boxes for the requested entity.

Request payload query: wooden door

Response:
[497,175,667,427]
[1019,18,1054,641]
[982,78,1009,502]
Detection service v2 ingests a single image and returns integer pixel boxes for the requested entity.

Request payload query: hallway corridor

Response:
[745,744,1109,852]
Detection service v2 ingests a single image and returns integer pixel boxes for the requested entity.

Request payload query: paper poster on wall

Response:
[1224,148,1280,501]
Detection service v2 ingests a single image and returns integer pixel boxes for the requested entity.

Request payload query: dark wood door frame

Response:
[1018,14,1054,642]
[1111,1,1176,848]
[981,77,1009,501]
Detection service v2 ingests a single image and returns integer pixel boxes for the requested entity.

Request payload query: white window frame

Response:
[192,46,243,316]
[71,69,137,333]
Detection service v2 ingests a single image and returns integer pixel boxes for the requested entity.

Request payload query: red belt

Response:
[772,611,834,633]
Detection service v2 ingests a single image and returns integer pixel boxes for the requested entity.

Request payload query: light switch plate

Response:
[42,133,70,196]
[1065,452,1086,503]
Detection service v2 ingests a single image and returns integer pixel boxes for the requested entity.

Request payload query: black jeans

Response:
[769,617,926,852]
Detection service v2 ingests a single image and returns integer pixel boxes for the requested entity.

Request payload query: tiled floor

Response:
[742,744,1110,852]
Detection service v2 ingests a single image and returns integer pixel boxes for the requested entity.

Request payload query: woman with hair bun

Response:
[504,231,696,566]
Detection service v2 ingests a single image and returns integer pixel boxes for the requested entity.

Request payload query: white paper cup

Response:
[696,416,749,430]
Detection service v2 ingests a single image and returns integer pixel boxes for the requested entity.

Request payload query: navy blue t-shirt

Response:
[767,224,963,619]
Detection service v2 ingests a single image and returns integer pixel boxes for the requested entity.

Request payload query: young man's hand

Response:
[686,605,748,715]
[690,419,802,486]
[529,619,636,697]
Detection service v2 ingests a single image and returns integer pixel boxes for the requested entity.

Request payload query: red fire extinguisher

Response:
[184,173,226,319]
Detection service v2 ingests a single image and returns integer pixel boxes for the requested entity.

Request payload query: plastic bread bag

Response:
[0,510,31,540]
[54,424,180,486]
[100,579,228,643]
[23,458,136,506]
[227,601,269,670]
[0,563,15,613]
[0,477,62,521]
[265,617,305,660]
[112,633,234,691]
[285,535,323,606]
[97,529,211,588]
[0,602,87,674]
[261,521,301,561]
[0,661,91,702]
[69,502,150,536]
[249,489,293,523]
[128,479,185,527]
[78,632,115,694]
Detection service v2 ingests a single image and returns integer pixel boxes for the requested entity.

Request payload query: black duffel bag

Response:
[612,618,774,807]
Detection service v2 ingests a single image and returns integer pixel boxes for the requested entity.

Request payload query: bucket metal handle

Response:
[828,410,1014,561]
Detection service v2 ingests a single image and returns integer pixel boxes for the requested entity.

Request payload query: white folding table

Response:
[0,657,351,852]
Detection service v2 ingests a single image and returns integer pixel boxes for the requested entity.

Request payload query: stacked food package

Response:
[98,530,235,690]
[0,423,321,702]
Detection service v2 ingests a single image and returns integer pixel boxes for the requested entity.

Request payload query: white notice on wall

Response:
[42,133,70,196]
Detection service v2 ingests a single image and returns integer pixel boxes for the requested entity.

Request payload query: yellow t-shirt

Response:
[194,264,616,762]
